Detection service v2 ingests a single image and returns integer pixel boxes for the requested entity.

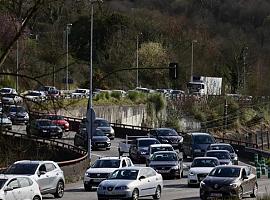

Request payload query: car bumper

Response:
[97,189,132,199]
[92,142,111,149]
[200,186,239,198]
[188,174,207,185]
[84,177,106,187]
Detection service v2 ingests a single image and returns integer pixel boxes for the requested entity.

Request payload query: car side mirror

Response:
[4,186,13,192]
[139,176,146,181]
[38,171,46,176]
[242,175,248,180]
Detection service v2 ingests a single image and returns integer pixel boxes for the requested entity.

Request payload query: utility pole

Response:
[66,23,72,90]
[16,40,19,91]
[190,40,197,82]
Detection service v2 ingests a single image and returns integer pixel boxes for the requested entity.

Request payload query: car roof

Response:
[206,150,230,153]
[98,157,124,160]
[193,157,219,160]
[150,144,173,148]
[121,166,151,170]
[214,165,243,169]
[14,160,56,165]
[153,151,176,154]
[210,143,232,147]
[189,132,211,136]
[137,138,158,141]
[0,174,34,180]
[151,128,173,131]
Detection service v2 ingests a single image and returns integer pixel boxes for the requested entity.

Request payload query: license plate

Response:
[97,143,105,146]
[157,170,168,173]
[211,193,222,197]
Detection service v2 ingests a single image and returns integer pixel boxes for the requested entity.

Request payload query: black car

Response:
[26,119,63,138]
[7,105,29,124]
[129,138,160,163]
[149,128,183,149]
[74,128,111,150]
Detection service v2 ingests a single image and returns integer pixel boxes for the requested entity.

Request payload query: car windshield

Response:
[151,146,173,154]
[9,106,25,113]
[194,135,214,144]
[92,160,120,168]
[209,167,241,177]
[47,115,64,120]
[157,129,178,136]
[151,153,177,161]
[95,119,110,127]
[38,120,53,126]
[0,89,11,93]
[191,159,218,167]
[206,151,230,159]
[211,145,234,153]
[138,139,159,147]
[27,92,41,96]
[109,169,139,180]
[5,163,39,175]
[93,130,105,136]
[3,94,16,98]
[0,179,7,189]
[75,89,86,93]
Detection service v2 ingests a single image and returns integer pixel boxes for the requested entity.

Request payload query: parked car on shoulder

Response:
[84,157,134,191]
[7,105,29,124]
[129,138,160,163]
[5,160,65,198]
[149,151,183,179]
[97,167,163,200]
[45,114,69,132]
[187,157,219,187]
[0,174,42,200]
[26,119,63,138]
[205,150,232,165]
[182,132,215,159]
[208,143,238,165]
[149,128,183,150]
[200,165,257,200]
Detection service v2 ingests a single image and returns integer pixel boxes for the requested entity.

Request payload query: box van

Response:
[182,132,215,159]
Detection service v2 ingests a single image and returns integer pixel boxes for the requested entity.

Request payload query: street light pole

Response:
[190,40,197,82]
[66,23,72,90]
[136,35,139,88]
[16,40,19,92]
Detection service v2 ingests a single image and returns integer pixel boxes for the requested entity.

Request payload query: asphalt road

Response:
[13,125,270,200]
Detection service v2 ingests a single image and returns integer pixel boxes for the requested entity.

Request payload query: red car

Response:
[46,114,69,132]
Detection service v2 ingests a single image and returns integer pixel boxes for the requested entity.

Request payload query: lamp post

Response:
[66,23,72,90]
[87,0,103,163]
[190,40,197,82]
[243,47,248,93]
[16,40,19,92]
[136,33,142,88]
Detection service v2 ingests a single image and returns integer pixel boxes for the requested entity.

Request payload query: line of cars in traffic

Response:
[80,129,257,200]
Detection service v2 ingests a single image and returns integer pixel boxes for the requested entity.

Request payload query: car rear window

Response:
[139,139,159,147]
[194,135,214,144]
[0,179,7,189]
[5,163,39,175]
[151,146,173,154]
[92,160,120,168]
[151,153,177,161]
[206,151,230,159]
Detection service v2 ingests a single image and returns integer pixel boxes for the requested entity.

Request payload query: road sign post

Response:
[86,107,96,163]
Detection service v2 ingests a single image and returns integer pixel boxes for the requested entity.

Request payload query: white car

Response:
[0,87,17,95]
[71,89,89,98]
[1,93,22,104]
[97,167,163,200]
[24,91,46,102]
[188,157,219,187]
[0,174,42,200]
[5,160,65,198]
[84,157,134,191]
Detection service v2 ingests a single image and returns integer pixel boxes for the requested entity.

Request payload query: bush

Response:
[111,91,122,100]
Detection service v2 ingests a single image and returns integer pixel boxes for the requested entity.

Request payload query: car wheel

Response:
[106,147,110,150]
[54,180,64,198]
[250,183,258,198]
[131,188,139,200]
[33,195,41,200]
[237,187,243,200]
[153,186,161,199]
[84,184,92,191]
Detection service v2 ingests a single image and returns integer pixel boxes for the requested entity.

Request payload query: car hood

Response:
[189,167,214,174]
[159,135,183,142]
[92,136,109,142]
[219,159,231,165]
[52,120,68,125]
[149,161,178,166]
[98,127,112,131]
[10,112,28,117]
[86,168,117,174]
[100,179,135,187]
[203,176,237,186]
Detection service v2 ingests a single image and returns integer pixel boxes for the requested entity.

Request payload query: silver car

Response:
[97,167,163,200]
[5,160,65,198]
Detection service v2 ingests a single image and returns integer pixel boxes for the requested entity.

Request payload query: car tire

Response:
[84,184,92,191]
[130,188,139,200]
[54,180,64,198]
[153,186,161,200]
[250,183,258,198]
[106,147,110,150]
[33,195,41,200]
[237,187,243,200]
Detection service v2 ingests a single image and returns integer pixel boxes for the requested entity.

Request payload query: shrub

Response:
[111,91,121,100]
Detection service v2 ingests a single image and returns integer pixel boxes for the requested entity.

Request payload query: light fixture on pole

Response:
[190,40,197,82]
[86,0,103,163]
[66,23,72,90]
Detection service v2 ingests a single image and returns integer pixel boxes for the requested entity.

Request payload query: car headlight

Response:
[194,149,201,153]
[200,181,206,187]
[115,186,129,190]
[233,156,238,160]
[85,172,90,176]
[229,183,238,188]
[179,137,183,143]
[189,171,195,176]
[171,165,179,170]
[110,128,115,134]
[42,130,48,132]
[161,139,169,143]
[98,184,104,190]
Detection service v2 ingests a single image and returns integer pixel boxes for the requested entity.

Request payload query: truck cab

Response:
[187,81,205,95]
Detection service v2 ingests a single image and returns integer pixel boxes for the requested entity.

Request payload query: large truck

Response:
[187,76,222,95]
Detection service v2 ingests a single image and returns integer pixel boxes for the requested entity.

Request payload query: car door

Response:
[17,177,33,200]
[240,168,249,194]
[36,164,51,192]
[146,168,159,195]
[4,178,23,200]
[137,169,152,197]
[45,163,59,190]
